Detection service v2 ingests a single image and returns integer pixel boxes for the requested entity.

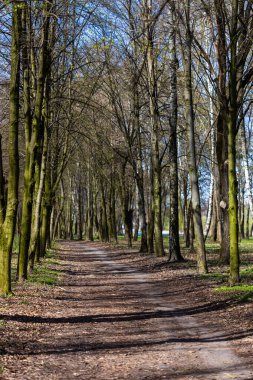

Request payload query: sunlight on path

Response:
[78,244,252,380]
[2,241,253,380]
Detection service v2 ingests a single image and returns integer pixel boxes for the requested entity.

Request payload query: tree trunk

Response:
[77,176,83,241]
[133,186,139,242]
[181,2,207,273]
[100,182,109,242]
[147,165,154,254]
[228,0,239,285]
[111,185,118,243]
[246,204,250,240]
[0,2,21,295]
[18,0,51,280]
[127,2,148,253]
[241,117,253,221]
[239,184,245,240]
[18,3,32,280]
[168,15,183,262]
[40,165,52,257]
[0,136,6,224]
[87,175,94,241]
[204,92,216,241]
[182,175,189,246]
[29,123,48,270]
[209,190,218,241]
[228,107,239,283]
[145,0,164,257]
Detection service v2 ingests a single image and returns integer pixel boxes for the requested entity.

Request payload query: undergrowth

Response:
[27,266,58,286]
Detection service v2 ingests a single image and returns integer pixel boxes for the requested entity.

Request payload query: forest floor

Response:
[0,240,253,380]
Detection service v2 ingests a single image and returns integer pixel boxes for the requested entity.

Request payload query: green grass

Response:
[205,241,220,252]
[215,284,253,292]
[198,238,253,302]
[239,238,253,253]
[44,249,56,259]
[27,266,58,286]
[241,267,253,278]
[237,292,253,302]
[46,258,62,266]
[10,244,60,289]
[215,283,253,302]
[27,248,60,286]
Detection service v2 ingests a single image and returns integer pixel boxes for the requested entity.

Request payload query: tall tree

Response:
[18,0,53,279]
[180,0,207,273]
[0,1,21,295]
[168,3,183,262]
[144,0,164,257]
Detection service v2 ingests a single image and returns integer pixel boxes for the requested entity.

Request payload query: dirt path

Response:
[1,241,253,379]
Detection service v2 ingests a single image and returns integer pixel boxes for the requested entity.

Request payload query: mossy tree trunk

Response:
[18,0,52,280]
[46,133,69,247]
[0,2,21,296]
[29,121,48,270]
[228,0,239,285]
[216,111,230,264]
[228,111,239,284]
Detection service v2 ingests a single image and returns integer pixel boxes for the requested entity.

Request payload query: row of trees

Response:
[58,0,253,283]
[0,0,253,295]
[0,0,89,295]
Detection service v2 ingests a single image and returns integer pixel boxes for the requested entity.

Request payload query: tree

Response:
[168,2,184,262]
[18,0,53,279]
[179,0,207,273]
[0,1,21,295]
[144,0,164,257]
